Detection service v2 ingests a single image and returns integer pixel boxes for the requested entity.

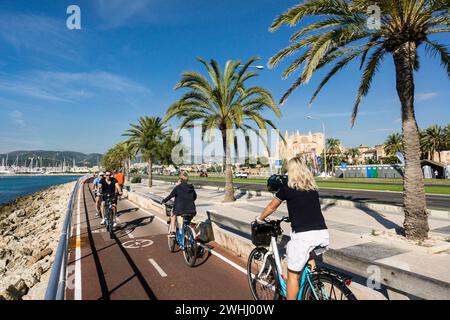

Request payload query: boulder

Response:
[0,277,29,300]
[15,209,26,217]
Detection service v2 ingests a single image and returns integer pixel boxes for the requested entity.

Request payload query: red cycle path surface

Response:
[65,180,253,300]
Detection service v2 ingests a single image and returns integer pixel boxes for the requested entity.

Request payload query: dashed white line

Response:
[148,258,167,277]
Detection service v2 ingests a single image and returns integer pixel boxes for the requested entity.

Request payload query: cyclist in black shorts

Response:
[97,169,123,227]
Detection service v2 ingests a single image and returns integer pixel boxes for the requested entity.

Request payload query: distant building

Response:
[277,131,325,162]
[357,144,386,163]
[433,150,450,165]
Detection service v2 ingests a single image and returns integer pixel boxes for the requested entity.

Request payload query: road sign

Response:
[316,156,322,166]
[275,160,282,168]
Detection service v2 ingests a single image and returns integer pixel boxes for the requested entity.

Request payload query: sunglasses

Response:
[105,174,111,177]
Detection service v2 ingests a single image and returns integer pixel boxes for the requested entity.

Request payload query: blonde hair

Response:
[287,157,318,191]
[179,171,189,183]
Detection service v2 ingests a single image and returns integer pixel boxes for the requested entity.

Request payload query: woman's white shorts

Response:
[286,229,330,272]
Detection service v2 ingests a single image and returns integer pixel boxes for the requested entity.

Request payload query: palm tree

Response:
[421,125,444,162]
[269,0,449,240]
[123,116,170,187]
[444,124,450,149]
[164,57,283,202]
[326,138,342,173]
[346,147,361,164]
[118,140,137,182]
[385,133,404,156]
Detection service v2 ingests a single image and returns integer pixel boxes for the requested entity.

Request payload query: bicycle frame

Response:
[257,236,327,300]
[174,216,195,250]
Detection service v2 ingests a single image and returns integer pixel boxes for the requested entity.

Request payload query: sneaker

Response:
[113,222,118,228]
[168,232,176,238]
[100,218,105,225]
[95,210,99,217]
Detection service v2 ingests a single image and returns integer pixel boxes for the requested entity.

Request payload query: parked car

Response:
[267,174,288,192]
[199,171,208,177]
[235,172,248,179]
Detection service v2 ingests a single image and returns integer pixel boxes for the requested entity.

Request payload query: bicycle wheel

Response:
[108,208,114,239]
[247,247,281,300]
[182,227,197,267]
[167,225,177,253]
[302,274,356,300]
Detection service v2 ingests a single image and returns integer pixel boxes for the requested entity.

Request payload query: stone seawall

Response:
[0,182,76,300]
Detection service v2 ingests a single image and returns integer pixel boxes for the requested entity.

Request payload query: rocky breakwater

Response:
[0,182,76,300]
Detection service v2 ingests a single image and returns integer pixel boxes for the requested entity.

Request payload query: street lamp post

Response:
[238,65,265,70]
[307,116,327,177]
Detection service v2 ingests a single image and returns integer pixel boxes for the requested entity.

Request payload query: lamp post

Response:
[238,65,265,70]
[307,116,327,177]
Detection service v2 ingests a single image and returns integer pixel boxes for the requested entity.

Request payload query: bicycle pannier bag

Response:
[251,221,273,246]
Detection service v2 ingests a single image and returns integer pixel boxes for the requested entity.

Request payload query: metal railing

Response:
[44,176,83,300]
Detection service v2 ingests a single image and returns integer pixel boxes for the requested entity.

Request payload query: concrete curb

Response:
[152,179,450,219]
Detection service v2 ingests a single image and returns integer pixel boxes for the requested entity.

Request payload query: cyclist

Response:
[256,157,329,300]
[92,172,104,216]
[161,171,197,237]
[97,169,123,227]
[115,170,125,189]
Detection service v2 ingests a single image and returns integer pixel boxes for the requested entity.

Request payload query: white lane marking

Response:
[116,217,135,239]
[74,183,82,300]
[126,200,248,276]
[198,243,247,275]
[148,258,167,278]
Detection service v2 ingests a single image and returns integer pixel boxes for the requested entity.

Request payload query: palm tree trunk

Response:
[393,42,429,240]
[148,159,153,188]
[221,129,235,202]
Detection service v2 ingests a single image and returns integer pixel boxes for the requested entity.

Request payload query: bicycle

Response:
[103,193,116,239]
[165,205,198,267]
[247,216,356,300]
[93,190,102,214]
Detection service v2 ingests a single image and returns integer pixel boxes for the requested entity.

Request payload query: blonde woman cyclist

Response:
[256,157,329,300]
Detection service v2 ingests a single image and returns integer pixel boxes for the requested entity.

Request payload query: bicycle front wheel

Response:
[302,274,356,300]
[247,247,281,300]
[182,227,197,267]
[108,208,114,239]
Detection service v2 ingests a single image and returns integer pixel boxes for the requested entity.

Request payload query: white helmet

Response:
[99,171,105,176]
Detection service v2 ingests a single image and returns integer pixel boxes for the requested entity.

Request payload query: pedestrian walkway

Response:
[130,181,450,284]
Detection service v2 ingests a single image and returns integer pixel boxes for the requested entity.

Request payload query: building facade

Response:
[277,131,325,162]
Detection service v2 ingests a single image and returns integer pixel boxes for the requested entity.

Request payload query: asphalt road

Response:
[155,177,450,211]
[65,179,252,300]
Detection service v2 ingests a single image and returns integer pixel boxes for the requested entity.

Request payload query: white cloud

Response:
[0,12,82,63]
[95,0,155,29]
[9,110,26,127]
[416,92,438,101]
[0,71,151,102]
[309,110,390,118]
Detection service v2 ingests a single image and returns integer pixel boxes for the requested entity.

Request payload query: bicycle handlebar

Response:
[259,216,290,224]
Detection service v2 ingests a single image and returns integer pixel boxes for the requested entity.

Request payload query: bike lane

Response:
[65,179,252,300]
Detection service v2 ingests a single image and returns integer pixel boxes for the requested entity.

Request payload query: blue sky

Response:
[0,0,448,154]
